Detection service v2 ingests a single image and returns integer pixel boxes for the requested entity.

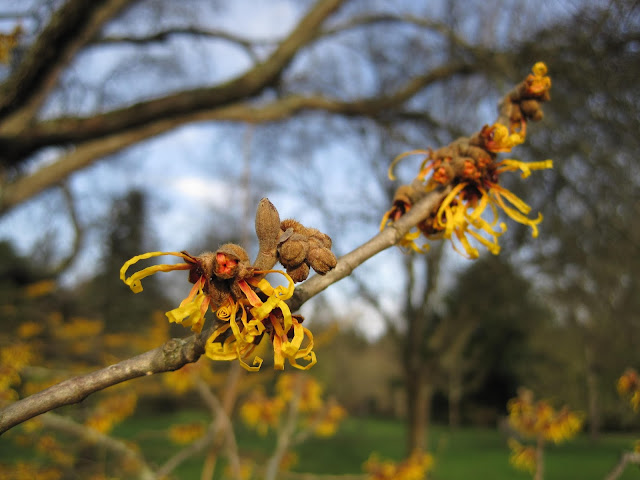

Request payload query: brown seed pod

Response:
[520,99,542,120]
[279,233,309,267]
[286,262,310,283]
[308,229,332,249]
[307,247,337,275]
[280,218,308,236]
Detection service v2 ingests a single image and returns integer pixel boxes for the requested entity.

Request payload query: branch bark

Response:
[0,61,470,214]
[0,0,345,162]
[0,185,448,435]
[0,0,132,131]
[0,330,209,434]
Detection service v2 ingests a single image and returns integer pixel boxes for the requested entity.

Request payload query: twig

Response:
[288,185,450,311]
[50,182,84,275]
[0,186,448,435]
[265,374,304,480]
[153,364,243,480]
[0,328,211,435]
[40,412,155,480]
[604,451,640,480]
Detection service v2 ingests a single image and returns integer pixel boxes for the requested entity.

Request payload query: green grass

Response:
[1,411,638,479]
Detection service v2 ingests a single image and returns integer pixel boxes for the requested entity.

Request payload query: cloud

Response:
[169,176,234,209]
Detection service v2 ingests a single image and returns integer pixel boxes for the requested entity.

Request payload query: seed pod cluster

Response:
[253,198,338,282]
[278,219,337,282]
[499,62,552,134]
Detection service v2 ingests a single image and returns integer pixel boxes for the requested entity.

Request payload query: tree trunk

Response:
[449,364,463,428]
[584,343,601,440]
[406,373,434,453]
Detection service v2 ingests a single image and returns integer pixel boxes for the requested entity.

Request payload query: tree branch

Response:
[0,0,133,131]
[0,185,448,434]
[288,185,450,312]
[605,452,640,480]
[0,62,469,214]
[0,0,345,163]
[98,27,265,62]
[0,330,209,434]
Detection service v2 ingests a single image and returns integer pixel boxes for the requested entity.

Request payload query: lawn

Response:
[1,411,638,479]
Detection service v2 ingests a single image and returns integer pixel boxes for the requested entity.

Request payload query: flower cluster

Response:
[617,368,640,411]
[84,391,138,434]
[506,388,582,477]
[121,199,337,371]
[240,387,286,436]
[381,62,553,258]
[363,451,434,480]
[0,342,37,406]
[507,438,537,474]
[168,422,206,445]
[239,373,347,438]
[507,388,583,444]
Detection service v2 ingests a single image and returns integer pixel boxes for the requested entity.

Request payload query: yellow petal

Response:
[388,149,429,180]
[498,159,553,178]
[120,251,192,293]
[532,61,548,76]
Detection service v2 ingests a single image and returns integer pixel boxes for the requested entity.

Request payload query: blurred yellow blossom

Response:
[618,368,640,411]
[24,279,56,298]
[0,25,22,64]
[54,317,104,340]
[240,387,286,436]
[364,451,434,480]
[507,388,583,443]
[168,422,206,445]
[276,373,323,412]
[508,438,537,474]
[313,402,348,437]
[85,392,137,434]
[0,462,62,480]
[36,435,74,467]
[506,388,582,479]
[224,458,255,480]
[17,321,44,339]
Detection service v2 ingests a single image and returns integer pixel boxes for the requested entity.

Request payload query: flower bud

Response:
[254,198,281,271]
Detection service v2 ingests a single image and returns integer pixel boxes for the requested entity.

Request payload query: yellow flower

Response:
[240,388,285,435]
[168,423,206,445]
[85,392,137,434]
[525,62,552,97]
[364,451,434,480]
[382,62,553,259]
[121,251,317,371]
[23,280,56,298]
[507,388,582,443]
[313,403,347,437]
[508,438,537,474]
[480,123,525,153]
[0,25,22,64]
[617,369,640,412]
[276,374,324,412]
[16,321,44,339]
